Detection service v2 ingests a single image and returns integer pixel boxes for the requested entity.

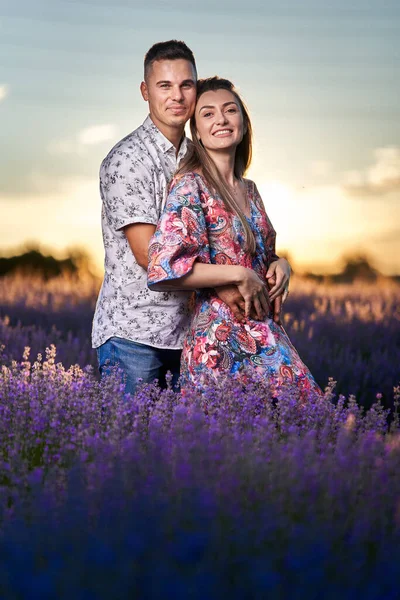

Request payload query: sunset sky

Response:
[1,0,400,275]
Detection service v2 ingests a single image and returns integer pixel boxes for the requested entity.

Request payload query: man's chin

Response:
[168,114,189,127]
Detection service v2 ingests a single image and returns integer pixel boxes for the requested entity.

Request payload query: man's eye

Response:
[160,84,170,88]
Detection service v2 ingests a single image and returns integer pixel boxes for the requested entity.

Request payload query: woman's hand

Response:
[265,258,291,325]
[236,267,270,320]
[266,258,291,303]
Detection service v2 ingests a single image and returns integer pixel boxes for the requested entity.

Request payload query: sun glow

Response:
[255,177,400,274]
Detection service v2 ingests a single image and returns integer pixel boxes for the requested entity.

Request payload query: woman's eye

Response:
[203,112,212,118]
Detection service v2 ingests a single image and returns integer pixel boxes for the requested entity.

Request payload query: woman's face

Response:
[194,89,244,153]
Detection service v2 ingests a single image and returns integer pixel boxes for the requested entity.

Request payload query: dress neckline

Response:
[191,172,254,220]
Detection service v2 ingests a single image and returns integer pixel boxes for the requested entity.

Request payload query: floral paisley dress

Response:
[148,172,321,395]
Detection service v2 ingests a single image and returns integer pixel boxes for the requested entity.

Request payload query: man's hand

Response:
[266,258,291,325]
[215,282,272,322]
[215,285,246,322]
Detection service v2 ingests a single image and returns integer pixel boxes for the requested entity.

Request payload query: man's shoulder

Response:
[100,122,156,173]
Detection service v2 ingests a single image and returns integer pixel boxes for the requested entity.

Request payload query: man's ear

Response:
[140,81,149,101]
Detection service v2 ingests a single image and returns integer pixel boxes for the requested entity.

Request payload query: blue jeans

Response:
[96,337,182,395]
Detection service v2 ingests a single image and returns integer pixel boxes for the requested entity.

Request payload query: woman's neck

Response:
[207,149,237,186]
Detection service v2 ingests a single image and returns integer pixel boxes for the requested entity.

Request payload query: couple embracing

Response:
[92,40,321,398]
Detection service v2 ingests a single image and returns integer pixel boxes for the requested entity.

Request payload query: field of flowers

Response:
[0,273,399,598]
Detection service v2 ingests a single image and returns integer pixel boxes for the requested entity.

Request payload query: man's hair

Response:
[144,40,197,80]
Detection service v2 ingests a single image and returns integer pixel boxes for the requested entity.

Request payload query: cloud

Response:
[0,84,9,102]
[308,160,332,178]
[343,146,400,197]
[254,171,400,275]
[78,124,117,146]
[368,227,400,245]
[1,125,118,198]
[48,124,117,155]
[2,168,400,276]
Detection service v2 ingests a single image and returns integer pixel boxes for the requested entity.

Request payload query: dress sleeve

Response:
[253,182,280,263]
[147,173,211,286]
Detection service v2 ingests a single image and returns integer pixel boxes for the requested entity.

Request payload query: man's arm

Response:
[123,223,156,270]
[101,147,159,260]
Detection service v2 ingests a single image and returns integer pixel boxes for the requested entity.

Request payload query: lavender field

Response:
[0,274,400,598]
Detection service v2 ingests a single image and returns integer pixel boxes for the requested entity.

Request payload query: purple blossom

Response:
[0,274,399,595]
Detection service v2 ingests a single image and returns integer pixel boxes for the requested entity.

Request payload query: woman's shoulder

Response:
[243,177,259,199]
[243,177,256,189]
[169,171,210,192]
[172,170,204,182]
[244,178,266,210]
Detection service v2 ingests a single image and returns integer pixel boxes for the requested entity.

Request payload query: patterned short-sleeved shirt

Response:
[92,116,192,350]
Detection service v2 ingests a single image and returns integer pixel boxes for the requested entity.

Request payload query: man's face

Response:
[141,59,197,133]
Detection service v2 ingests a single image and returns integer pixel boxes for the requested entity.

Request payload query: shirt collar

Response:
[143,115,188,158]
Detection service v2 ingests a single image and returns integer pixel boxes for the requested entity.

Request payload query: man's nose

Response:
[171,85,184,102]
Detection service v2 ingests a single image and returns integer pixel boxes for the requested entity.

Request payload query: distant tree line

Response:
[0,248,398,284]
[304,255,399,284]
[0,248,95,280]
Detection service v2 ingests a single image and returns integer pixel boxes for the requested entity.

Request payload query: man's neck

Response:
[149,114,185,153]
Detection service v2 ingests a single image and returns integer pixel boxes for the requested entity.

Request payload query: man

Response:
[92,40,290,394]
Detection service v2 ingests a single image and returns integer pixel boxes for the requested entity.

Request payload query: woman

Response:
[147,77,321,397]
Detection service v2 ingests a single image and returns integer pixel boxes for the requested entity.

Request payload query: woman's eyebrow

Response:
[198,101,237,112]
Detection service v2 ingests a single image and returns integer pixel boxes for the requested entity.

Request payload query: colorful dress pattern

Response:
[148,172,321,395]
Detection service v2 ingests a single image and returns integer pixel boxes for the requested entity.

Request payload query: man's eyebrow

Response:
[199,101,238,112]
[156,79,196,85]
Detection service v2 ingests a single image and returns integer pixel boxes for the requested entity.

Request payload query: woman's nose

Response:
[215,111,228,124]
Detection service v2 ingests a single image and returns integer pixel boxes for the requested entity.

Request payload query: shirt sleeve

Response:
[100,150,158,231]
[147,173,211,286]
[253,182,280,263]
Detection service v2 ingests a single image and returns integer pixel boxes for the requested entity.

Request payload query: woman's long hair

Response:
[177,77,256,254]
